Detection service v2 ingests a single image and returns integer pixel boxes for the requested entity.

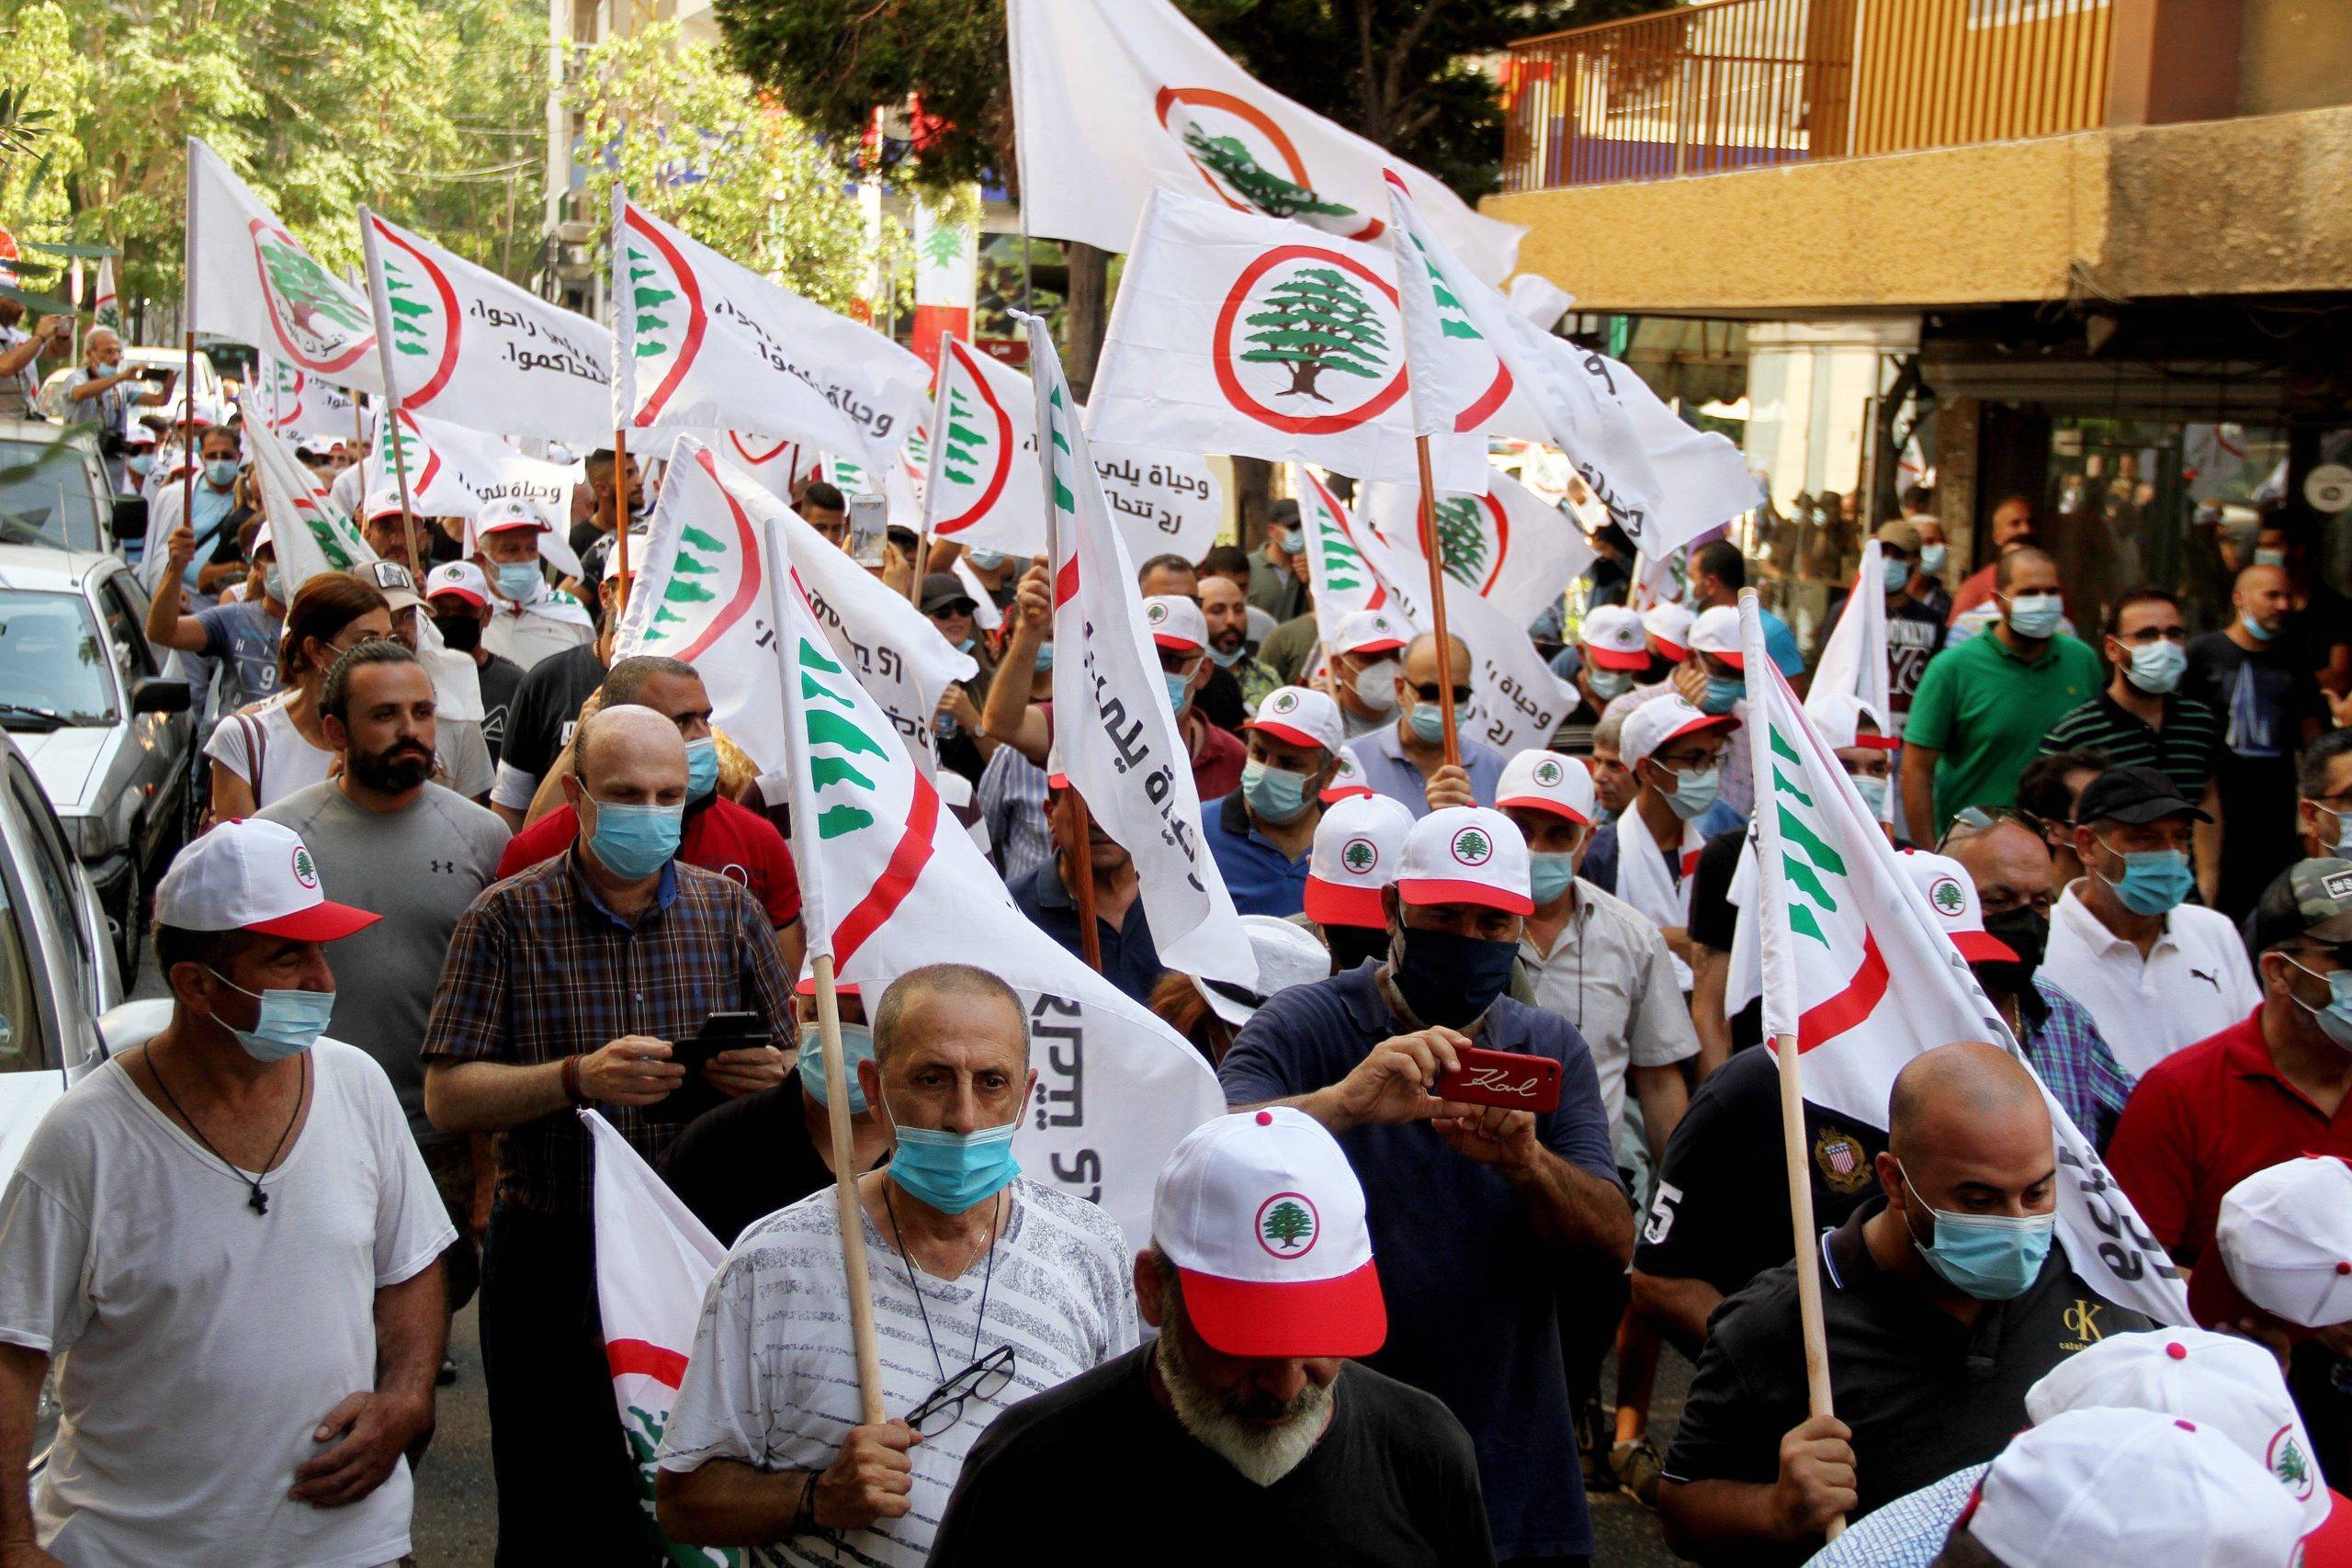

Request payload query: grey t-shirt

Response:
[257,780,510,1141]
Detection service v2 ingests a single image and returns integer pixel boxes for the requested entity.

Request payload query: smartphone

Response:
[670,1010,773,1077]
[846,495,888,570]
[1434,1046,1563,1114]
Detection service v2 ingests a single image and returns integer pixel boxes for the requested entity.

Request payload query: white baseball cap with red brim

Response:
[1305,793,1413,929]
[1331,608,1408,658]
[426,560,490,608]
[1246,686,1343,755]
[362,490,405,524]
[251,522,276,557]
[1497,750,1597,826]
[1619,694,1738,772]
[1319,746,1373,804]
[1895,848,2018,964]
[476,496,549,536]
[153,819,379,942]
[1808,690,1897,751]
[1143,594,1206,653]
[1189,917,1335,1028]
[1641,603,1694,661]
[1689,604,1744,669]
[2193,1155,2352,1338]
[1396,807,1532,916]
[1154,1106,1385,1359]
[1579,604,1650,671]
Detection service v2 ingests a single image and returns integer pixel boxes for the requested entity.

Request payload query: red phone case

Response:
[1435,1046,1562,1113]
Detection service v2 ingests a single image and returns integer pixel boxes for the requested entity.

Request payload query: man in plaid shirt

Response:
[423,705,794,1564]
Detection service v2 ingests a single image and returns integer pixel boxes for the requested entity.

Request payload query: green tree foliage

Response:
[571,22,905,317]
[1239,267,1387,404]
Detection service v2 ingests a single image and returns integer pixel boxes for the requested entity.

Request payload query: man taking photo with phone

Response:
[1217,806,1634,1563]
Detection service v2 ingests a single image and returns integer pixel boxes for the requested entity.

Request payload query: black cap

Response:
[2075,764,2213,827]
[919,572,976,615]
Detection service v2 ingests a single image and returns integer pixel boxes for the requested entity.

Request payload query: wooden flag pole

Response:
[909,330,960,610]
[809,952,888,1427]
[1067,790,1104,974]
[356,208,425,583]
[1411,434,1461,768]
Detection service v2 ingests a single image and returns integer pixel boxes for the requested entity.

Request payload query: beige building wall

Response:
[2238,0,2352,117]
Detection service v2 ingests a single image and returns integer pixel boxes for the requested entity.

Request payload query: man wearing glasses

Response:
[1340,630,1507,818]
[654,964,1136,1565]
[2107,858,2352,1478]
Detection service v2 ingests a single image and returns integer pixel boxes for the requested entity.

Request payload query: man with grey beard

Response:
[929,1107,1494,1564]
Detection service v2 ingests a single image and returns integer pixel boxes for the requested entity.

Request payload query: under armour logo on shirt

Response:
[431,859,458,874]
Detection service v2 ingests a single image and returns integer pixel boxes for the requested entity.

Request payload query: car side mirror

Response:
[111,495,147,547]
[130,677,190,716]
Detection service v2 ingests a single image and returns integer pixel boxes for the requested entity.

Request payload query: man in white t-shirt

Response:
[657,964,1137,1566]
[474,498,594,672]
[2040,764,2260,1078]
[0,818,454,1567]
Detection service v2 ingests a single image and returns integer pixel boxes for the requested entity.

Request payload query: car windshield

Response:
[0,440,102,553]
[0,590,115,728]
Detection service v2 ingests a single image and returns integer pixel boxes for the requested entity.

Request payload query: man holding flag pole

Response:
[1653,592,2175,1561]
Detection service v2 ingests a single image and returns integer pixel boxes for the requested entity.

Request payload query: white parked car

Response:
[0,418,139,557]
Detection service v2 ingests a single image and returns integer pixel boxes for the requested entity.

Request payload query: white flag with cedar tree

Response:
[1359,468,1597,630]
[186,138,381,394]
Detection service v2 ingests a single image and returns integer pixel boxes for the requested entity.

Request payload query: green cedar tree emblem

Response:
[797,637,888,839]
[291,845,318,886]
[1930,877,1966,917]
[940,386,983,488]
[1406,229,1483,342]
[1535,760,1563,786]
[1341,838,1376,874]
[1261,1198,1315,1252]
[2276,1436,2312,1490]
[260,236,368,344]
[1432,496,1487,586]
[1239,267,1389,405]
[1314,504,1364,592]
[628,243,673,360]
[309,513,357,571]
[1453,827,1490,863]
[644,524,728,639]
[918,220,967,272]
[381,254,433,358]
[1182,123,1356,223]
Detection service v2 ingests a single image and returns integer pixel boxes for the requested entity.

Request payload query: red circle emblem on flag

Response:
[1213,245,1409,437]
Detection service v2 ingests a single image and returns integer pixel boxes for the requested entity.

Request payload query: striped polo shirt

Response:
[2041,688,2225,797]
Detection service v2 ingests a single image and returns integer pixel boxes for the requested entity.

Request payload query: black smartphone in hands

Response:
[670,1010,773,1077]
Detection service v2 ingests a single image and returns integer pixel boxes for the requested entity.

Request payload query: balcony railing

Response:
[1501,0,2115,192]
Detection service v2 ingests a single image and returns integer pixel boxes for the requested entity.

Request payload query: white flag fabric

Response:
[91,256,119,331]
[1087,190,1487,491]
[1030,313,1256,988]
[612,195,929,476]
[248,420,374,588]
[361,209,612,449]
[764,527,1225,1242]
[1359,468,1596,630]
[712,432,804,503]
[186,138,380,394]
[819,450,923,530]
[1739,595,2188,1325]
[253,354,359,446]
[582,1111,744,1568]
[1008,0,1522,283]
[1295,464,1399,632]
[614,436,974,780]
[1806,539,1893,728]
[368,408,580,525]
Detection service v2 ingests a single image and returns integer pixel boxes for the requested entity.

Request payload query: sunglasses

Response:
[927,602,977,620]
[1410,682,1474,705]
[1938,805,2045,852]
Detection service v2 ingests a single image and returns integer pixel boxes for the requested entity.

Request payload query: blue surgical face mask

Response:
[2119,639,2187,694]
[1849,772,1890,818]
[1034,643,1055,673]
[2313,804,2352,856]
[2096,839,2194,917]
[1656,761,1721,820]
[2282,957,2352,1051]
[1918,543,1947,575]
[968,549,1009,570]
[797,1022,876,1111]
[1899,1160,2055,1301]
[2004,592,2064,639]
[2254,547,2289,570]
[1529,851,1577,906]
[684,736,718,801]
[203,457,240,488]
[206,968,334,1063]
[262,566,286,604]
[1408,701,1462,745]
[1205,642,1243,669]
[2240,612,2278,643]
[127,452,154,478]
[1882,557,1912,594]
[1585,666,1632,701]
[1700,674,1742,716]
[493,560,542,600]
[1240,759,1313,824]
[1272,526,1300,553]
[584,795,683,880]
[887,1105,1022,1213]
[956,635,978,654]
[1164,671,1193,715]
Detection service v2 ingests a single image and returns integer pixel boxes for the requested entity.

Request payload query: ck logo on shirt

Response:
[2062,1299,2106,1350]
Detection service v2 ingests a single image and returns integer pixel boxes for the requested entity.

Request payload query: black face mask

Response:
[1975,908,2049,996]
[1390,925,1519,1029]
[1324,925,1388,974]
[433,611,482,653]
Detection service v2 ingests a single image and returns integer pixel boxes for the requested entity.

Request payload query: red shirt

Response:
[496,795,802,928]
[1037,701,1248,807]
[2106,1009,2352,1274]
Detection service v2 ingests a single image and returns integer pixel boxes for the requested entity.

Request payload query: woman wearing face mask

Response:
[1582,696,1741,992]
[148,520,290,711]
[205,572,398,820]
[659,977,891,1247]
[920,573,996,787]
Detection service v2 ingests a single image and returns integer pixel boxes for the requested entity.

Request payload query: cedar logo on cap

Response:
[1147,601,1169,625]
[1271,690,1297,713]
[1450,826,1493,866]
[1256,1192,1318,1258]
[1930,876,1965,918]
[1341,838,1378,874]
[2268,1427,2314,1500]
[1534,758,1564,787]
[291,845,320,890]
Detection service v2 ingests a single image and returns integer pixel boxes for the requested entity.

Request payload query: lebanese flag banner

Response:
[1007,0,1522,283]
[819,450,923,529]
[582,1111,745,1568]
[91,256,119,331]
[712,432,802,503]
[361,209,612,449]
[254,353,358,445]
[248,420,374,591]
[1029,311,1257,989]
[764,523,1226,1242]
[186,138,380,394]
[1806,538,1895,753]
[1086,189,1488,491]
[610,194,929,477]
[368,407,581,526]
[1379,172,1757,562]
[1739,595,2188,1325]
[614,435,973,779]
[1295,464,1393,632]
[1359,467,1597,630]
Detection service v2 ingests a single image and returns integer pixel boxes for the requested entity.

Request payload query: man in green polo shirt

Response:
[1901,547,2101,845]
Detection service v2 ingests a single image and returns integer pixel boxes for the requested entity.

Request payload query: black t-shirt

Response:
[2281,581,2352,686]
[501,642,606,786]
[1633,1043,1886,1300]
[931,1344,1496,1567]
[1823,592,1948,728]
[1662,1197,2153,1535]
[1196,664,1248,733]
[1686,826,1762,1052]
[657,1078,835,1246]
[475,651,526,765]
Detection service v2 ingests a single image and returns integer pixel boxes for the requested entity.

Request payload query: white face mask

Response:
[1350,660,1399,713]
